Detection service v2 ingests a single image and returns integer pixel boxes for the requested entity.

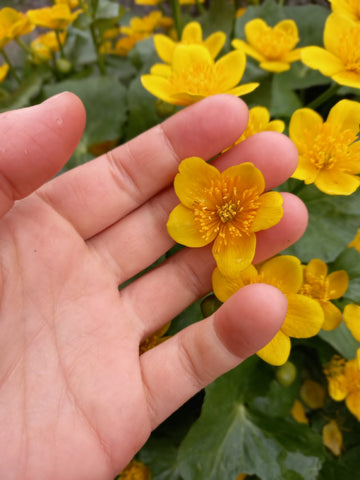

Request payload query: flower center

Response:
[193,179,261,243]
[171,61,218,95]
[300,274,329,301]
[301,123,359,172]
[251,25,298,60]
[338,26,360,74]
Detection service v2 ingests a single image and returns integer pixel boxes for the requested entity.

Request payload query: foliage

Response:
[2,0,360,478]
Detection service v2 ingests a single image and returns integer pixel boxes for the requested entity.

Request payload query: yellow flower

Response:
[0,62,9,82]
[289,99,360,195]
[30,31,66,63]
[212,255,324,365]
[291,399,309,424]
[232,19,302,73]
[322,420,343,456]
[154,21,226,64]
[141,44,258,106]
[299,259,349,331]
[236,7,247,19]
[301,13,360,89]
[226,106,285,150]
[325,355,360,421]
[117,459,151,479]
[55,0,80,9]
[329,0,360,22]
[167,158,283,277]
[27,4,81,30]
[135,0,165,4]
[121,10,173,38]
[0,7,34,49]
[349,228,360,252]
[343,303,360,341]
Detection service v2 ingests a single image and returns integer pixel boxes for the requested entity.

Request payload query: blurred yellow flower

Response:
[299,259,349,331]
[232,19,302,72]
[348,228,360,252]
[27,4,81,30]
[289,99,360,195]
[322,420,343,456]
[300,378,326,409]
[343,303,360,341]
[227,106,285,150]
[329,0,360,22]
[118,459,150,479]
[325,355,360,421]
[236,7,247,18]
[0,7,34,49]
[55,0,80,9]
[141,44,258,106]
[30,31,66,63]
[121,10,173,38]
[167,158,283,278]
[0,62,9,82]
[212,255,324,365]
[154,21,226,63]
[291,399,309,424]
[301,13,360,89]
[135,0,165,4]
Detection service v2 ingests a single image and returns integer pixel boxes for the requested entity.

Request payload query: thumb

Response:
[0,92,86,218]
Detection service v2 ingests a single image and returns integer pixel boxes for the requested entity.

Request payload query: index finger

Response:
[38,95,249,239]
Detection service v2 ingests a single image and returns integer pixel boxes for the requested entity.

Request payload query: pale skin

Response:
[0,93,307,479]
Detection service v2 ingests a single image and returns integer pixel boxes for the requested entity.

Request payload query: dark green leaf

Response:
[0,70,49,112]
[318,322,360,360]
[331,248,360,303]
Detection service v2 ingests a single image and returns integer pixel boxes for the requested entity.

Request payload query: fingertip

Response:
[213,283,287,359]
[41,91,86,138]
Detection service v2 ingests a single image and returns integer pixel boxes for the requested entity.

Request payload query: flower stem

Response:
[169,0,182,40]
[0,48,21,85]
[55,29,66,59]
[15,37,32,55]
[305,83,340,110]
[195,0,206,14]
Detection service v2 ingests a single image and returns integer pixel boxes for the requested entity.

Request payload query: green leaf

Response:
[199,0,236,49]
[43,76,127,168]
[0,70,49,112]
[318,446,360,480]
[283,187,360,263]
[318,322,360,360]
[125,76,162,141]
[177,357,325,480]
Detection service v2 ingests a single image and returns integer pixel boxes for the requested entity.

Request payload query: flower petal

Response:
[204,31,226,58]
[223,162,265,193]
[251,191,283,232]
[174,157,220,207]
[182,21,202,43]
[291,155,319,183]
[346,391,360,421]
[154,33,175,63]
[213,231,256,277]
[172,44,213,74]
[332,71,360,89]
[259,255,303,294]
[257,330,291,366]
[327,270,349,299]
[301,46,344,76]
[323,13,351,55]
[321,301,343,331]
[167,204,213,247]
[259,61,291,73]
[227,83,259,97]
[315,169,360,195]
[281,293,324,338]
[343,303,360,342]
[245,18,268,49]
[232,39,264,62]
[141,74,177,104]
[326,99,360,134]
[212,266,257,302]
[305,258,328,279]
[289,108,324,149]
[150,63,172,77]
[215,50,246,91]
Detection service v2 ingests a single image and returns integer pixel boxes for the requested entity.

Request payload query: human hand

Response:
[0,93,307,480]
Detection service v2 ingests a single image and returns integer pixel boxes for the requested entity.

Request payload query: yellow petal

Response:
[328,374,348,401]
[204,31,226,58]
[315,169,360,195]
[213,231,256,277]
[322,420,343,456]
[282,294,324,338]
[257,329,291,366]
[232,39,264,62]
[300,378,326,409]
[291,155,319,184]
[327,99,360,134]
[251,191,283,232]
[323,13,351,55]
[154,33,175,63]
[327,270,349,299]
[332,70,360,89]
[150,63,172,77]
[301,46,344,76]
[245,18,268,49]
[289,108,324,149]
[181,21,202,43]
[291,399,309,424]
[321,301,343,331]
[227,82,259,97]
[214,50,246,91]
[174,157,220,207]
[305,258,328,279]
[140,75,177,104]
[224,162,265,193]
[259,255,303,294]
[275,19,299,43]
[167,204,213,247]
[172,44,213,74]
[212,266,256,302]
[259,61,291,73]
[284,48,302,63]
[346,391,360,421]
[343,303,360,342]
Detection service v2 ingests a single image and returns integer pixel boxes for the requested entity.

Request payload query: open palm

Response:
[0,93,307,480]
